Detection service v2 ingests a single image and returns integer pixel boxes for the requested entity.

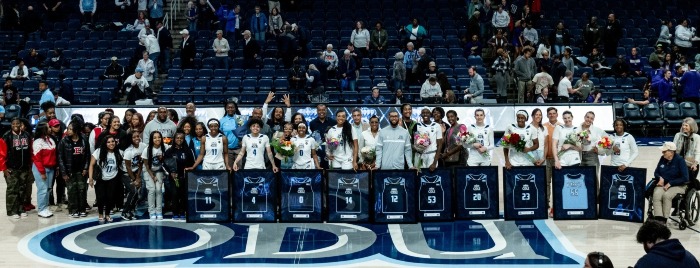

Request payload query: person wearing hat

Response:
[124,68,150,105]
[179,29,196,69]
[652,141,690,224]
[363,87,386,104]
[649,44,667,66]
[104,57,125,97]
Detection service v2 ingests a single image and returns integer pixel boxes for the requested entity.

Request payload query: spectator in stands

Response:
[306,64,323,101]
[226,5,240,43]
[136,51,155,82]
[79,0,96,25]
[492,48,510,99]
[288,57,306,98]
[42,0,64,22]
[612,55,631,78]
[536,48,551,73]
[679,62,700,104]
[488,29,509,58]
[603,13,622,57]
[651,71,674,104]
[322,44,339,78]
[424,61,438,81]
[652,141,691,224]
[522,20,538,46]
[467,11,481,40]
[549,21,571,56]
[403,42,417,85]
[556,70,577,102]
[267,0,280,13]
[212,30,230,70]
[249,6,267,44]
[464,34,482,58]
[512,21,525,56]
[124,68,150,105]
[134,11,149,31]
[45,49,65,70]
[370,22,388,59]
[338,50,357,91]
[628,47,644,77]
[536,39,551,59]
[491,5,509,35]
[415,48,433,82]
[104,57,125,94]
[143,107,177,145]
[24,49,44,74]
[392,51,406,91]
[308,51,328,84]
[20,6,41,43]
[346,43,361,77]
[629,88,659,106]
[551,54,567,89]
[662,53,675,72]
[53,91,71,106]
[10,60,29,81]
[278,25,298,68]
[196,0,214,30]
[390,89,405,104]
[658,20,673,49]
[137,22,153,40]
[532,65,553,101]
[420,77,442,103]
[268,7,283,37]
[635,220,700,267]
[649,44,666,66]
[156,21,172,73]
[1,3,20,31]
[514,46,536,103]
[676,56,689,72]
[582,16,601,56]
[536,87,550,103]
[401,18,427,48]
[149,0,164,25]
[242,30,261,70]
[350,21,370,59]
[574,72,594,102]
[364,87,386,104]
[585,89,603,103]
[561,47,575,72]
[216,4,232,37]
[437,72,452,96]
[137,0,147,15]
[179,29,195,69]
[674,19,695,58]
[143,32,160,75]
[185,1,197,31]
[465,66,484,104]
[3,79,18,105]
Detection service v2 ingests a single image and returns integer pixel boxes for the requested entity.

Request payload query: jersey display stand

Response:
[599,165,647,223]
[503,166,547,220]
[454,166,500,220]
[373,170,417,223]
[233,169,277,222]
[417,169,453,221]
[552,166,598,220]
[186,169,231,223]
[327,170,370,222]
[280,170,324,222]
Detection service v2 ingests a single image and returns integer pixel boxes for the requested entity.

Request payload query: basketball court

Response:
[2,146,699,267]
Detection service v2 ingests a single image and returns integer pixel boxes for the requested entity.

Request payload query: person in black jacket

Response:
[163,131,194,220]
[57,119,90,218]
[634,220,699,268]
[156,22,173,74]
[288,57,306,101]
[603,13,623,58]
[179,29,196,69]
[241,30,260,69]
[278,25,299,68]
[0,117,34,218]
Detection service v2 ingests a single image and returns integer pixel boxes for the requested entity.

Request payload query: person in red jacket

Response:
[0,117,33,219]
[31,122,57,218]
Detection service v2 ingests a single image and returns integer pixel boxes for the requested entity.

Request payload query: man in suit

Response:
[241,30,260,69]
[180,29,196,69]
[156,22,173,74]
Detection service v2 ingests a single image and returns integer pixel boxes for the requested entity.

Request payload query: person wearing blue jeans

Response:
[31,123,57,218]
[250,5,267,45]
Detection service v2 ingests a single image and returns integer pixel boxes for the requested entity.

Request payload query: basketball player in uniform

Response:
[233,118,279,172]
[291,123,320,169]
[326,110,358,170]
[412,108,442,170]
[504,110,539,169]
[467,109,494,166]
[553,111,582,169]
[609,118,638,172]
[189,119,231,171]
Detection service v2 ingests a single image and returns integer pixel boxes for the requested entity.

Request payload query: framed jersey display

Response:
[373,170,417,223]
[280,170,323,222]
[186,170,231,223]
[599,165,647,223]
[233,170,277,222]
[503,166,547,220]
[454,166,499,220]
[417,169,453,221]
[327,170,370,222]
[552,166,598,220]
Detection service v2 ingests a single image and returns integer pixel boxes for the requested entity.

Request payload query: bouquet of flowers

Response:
[455,125,470,145]
[466,132,490,158]
[596,136,613,155]
[577,130,591,145]
[326,136,341,169]
[558,132,582,157]
[360,146,376,163]
[500,133,526,152]
[414,133,431,153]
[271,138,295,161]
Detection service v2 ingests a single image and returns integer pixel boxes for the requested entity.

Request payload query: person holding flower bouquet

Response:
[271,123,295,169]
[672,117,700,181]
[189,119,231,171]
[326,110,358,170]
[291,123,320,169]
[529,109,547,166]
[503,110,539,169]
[609,119,639,172]
[553,111,582,169]
[579,111,608,170]
[467,109,494,166]
[232,119,279,173]
[441,110,468,167]
[412,108,443,170]
[359,116,380,170]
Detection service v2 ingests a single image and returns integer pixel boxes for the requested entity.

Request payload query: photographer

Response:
[123,68,151,105]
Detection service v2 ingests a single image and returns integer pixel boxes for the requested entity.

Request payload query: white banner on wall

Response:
[55,104,615,132]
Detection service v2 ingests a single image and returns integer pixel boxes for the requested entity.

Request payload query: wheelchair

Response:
[645,178,700,230]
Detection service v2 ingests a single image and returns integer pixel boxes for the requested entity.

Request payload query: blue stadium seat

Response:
[86,80,101,91]
[435,58,451,68]
[157,93,174,104]
[244,69,260,79]
[467,56,483,67]
[76,93,97,104]
[198,69,213,79]
[273,79,288,91]
[69,59,83,69]
[172,94,190,104]
[167,69,182,79]
[213,69,228,79]
[260,69,275,79]
[194,79,209,91]
[177,79,194,92]
[258,79,273,91]
[372,68,388,80]
[242,79,258,91]
[77,69,93,80]
[225,79,241,92]
[63,69,77,80]
[433,48,448,58]
[229,69,244,79]
[161,79,177,92]
[72,80,86,91]
[191,91,207,104]
[600,77,617,89]
[240,91,257,104]
[618,77,633,89]
[22,80,36,91]
[209,79,225,92]
[182,69,197,80]
[454,68,469,78]
[102,79,118,91]
[96,40,110,50]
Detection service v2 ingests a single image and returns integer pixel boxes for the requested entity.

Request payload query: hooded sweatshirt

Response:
[142,118,177,145]
[32,137,57,174]
[634,239,700,268]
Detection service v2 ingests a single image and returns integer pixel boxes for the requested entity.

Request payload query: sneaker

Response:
[38,210,53,218]
[20,213,28,218]
[156,214,163,220]
[53,206,63,212]
[70,213,79,218]
[122,213,133,221]
[150,215,157,220]
[79,212,87,217]
[11,214,20,219]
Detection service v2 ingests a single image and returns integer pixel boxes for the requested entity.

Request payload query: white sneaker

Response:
[38,210,52,218]
[20,213,28,218]
[11,214,20,219]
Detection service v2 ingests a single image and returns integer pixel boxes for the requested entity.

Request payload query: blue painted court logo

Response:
[19,219,584,267]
